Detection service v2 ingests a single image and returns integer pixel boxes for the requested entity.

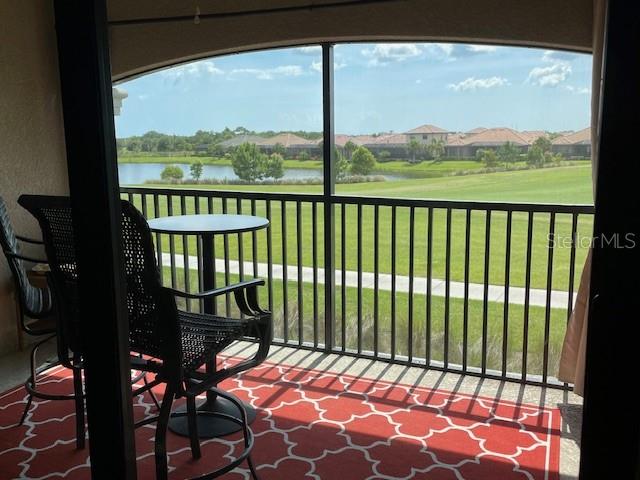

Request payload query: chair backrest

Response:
[18,195,181,367]
[0,196,47,318]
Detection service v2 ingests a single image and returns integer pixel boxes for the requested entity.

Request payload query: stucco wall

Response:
[0,1,69,354]
[108,0,593,80]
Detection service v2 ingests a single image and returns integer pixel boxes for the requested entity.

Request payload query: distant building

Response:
[551,127,591,158]
[404,124,451,144]
[446,128,531,158]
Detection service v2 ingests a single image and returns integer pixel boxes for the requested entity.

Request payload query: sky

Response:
[114,43,592,138]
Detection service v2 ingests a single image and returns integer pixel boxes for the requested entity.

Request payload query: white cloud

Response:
[161,61,224,80]
[528,63,572,87]
[542,50,581,63]
[230,65,304,80]
[565,85,591,95]
[311,60,346,72]
[424,43,455,60]
[361,43,422,66]
[467,44,498,53]
[447,76,509,91]
[296,46,321,55]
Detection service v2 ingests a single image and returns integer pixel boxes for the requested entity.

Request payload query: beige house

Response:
[404,124,451,144]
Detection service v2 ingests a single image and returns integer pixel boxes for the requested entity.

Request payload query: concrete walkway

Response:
[161,253,576,309]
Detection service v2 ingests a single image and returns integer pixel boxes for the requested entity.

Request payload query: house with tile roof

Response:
[404,124,451,145]
[551,127,591,158]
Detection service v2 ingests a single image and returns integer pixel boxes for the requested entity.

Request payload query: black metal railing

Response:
[121,186,594,388]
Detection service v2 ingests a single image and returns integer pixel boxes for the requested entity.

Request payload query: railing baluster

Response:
[463,208,471,372]
[194,195,203,312]
[502,211,513,377]
[140,193,148,218]
[207,197,218,315]
[341,203,346,351]
[236,198,245,283]
[426,207,433,365]
[312,201,319,348]
[296,201,304,345]
[567,213,579,321]
[373,204,379,357]
[481,209,492,374]
[522,212,534,381]
[222,197,231,316]
[281,200,289,343]
[266,200,274,314]
[167,195,177,290]
[357,203,363,354]
[391,205,397,361]
[251,200,258,279]
[153,194,163,284]
[542,213,556,383]
[444,208,452,369]
[408,206,415,363]
[180,195,191,312]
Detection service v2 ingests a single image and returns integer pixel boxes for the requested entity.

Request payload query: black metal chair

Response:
[19,195,272,480]
[0,196,86,448]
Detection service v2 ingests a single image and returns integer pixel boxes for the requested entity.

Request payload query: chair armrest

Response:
[5,251,48,264]
[16,235,44,245]
[164,278,265,300]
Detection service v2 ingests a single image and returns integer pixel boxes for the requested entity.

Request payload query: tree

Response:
[526,145,545,166]
[343,140,357,160]
[335,151,350,180]
[407,137,422,163]
[207,144,224,157]
[532,136,552,154]
[190,160,203,180]
[231,143,266,182]
[264,153,284,179]
[160,165,184,181]
[478,149,499,167]
[273,143,286,157]
[497,141,519,167]
[426,139,445,162]
[350,146,376,175]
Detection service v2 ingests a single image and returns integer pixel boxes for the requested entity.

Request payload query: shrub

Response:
[477,149,499,167]
[160,165,184,181]
[377,150,392,162]
[350,146,376,175]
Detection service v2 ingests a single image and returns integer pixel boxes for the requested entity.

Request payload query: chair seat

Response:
[178,310,249,373]
[23,315,56,336]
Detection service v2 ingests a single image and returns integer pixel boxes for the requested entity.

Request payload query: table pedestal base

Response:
[168,397,256,438]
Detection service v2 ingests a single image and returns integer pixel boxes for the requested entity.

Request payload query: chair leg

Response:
[247,454,260,480]
[18,335,50,426]
[143,374,161,411]
[18,395,33,426]
[72,367,85,450]
[186,395,201,459]
[155,383,176,480]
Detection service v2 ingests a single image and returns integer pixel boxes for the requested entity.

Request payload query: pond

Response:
[117,162,405,185]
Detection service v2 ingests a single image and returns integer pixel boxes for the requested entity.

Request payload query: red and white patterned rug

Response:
[0,359,560,479]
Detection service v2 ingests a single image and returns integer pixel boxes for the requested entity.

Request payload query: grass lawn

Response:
[169,268,567,378]
[125,164,593,292]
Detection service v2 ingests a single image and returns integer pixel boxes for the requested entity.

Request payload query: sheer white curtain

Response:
[558,0,606,396]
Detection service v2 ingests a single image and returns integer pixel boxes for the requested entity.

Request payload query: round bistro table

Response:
[147,214,269,439]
